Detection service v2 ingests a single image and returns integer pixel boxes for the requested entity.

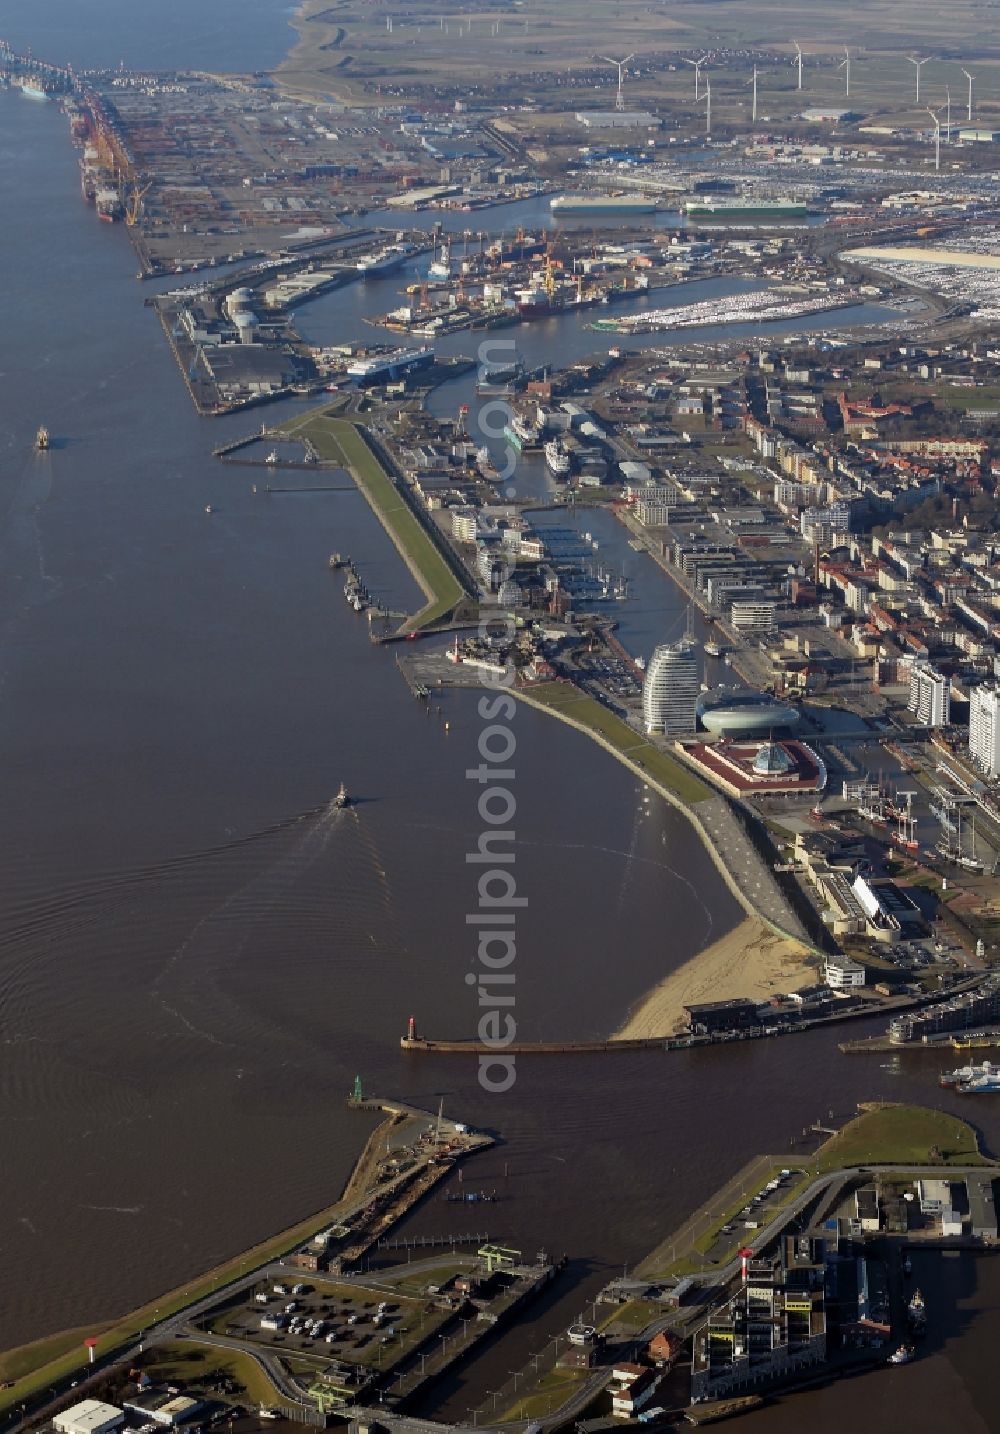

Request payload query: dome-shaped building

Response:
[697,689,800,737]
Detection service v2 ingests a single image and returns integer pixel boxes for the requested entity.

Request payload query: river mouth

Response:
[3,79,994,1434]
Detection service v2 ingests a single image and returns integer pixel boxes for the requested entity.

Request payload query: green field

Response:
[817,1103,987,1170]
[521,682,713,805]
[282,409,468,631]
[502,1365,591,1423]
[276,0,1000,124]
[135,1341,283,1410]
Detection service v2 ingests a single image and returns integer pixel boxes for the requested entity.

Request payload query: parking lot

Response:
[207,1275,451,1374]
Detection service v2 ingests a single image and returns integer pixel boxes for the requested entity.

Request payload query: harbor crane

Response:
[126,179,152,226]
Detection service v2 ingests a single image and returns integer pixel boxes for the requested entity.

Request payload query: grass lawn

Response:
[136,1341,282,1409]
[817,1104,986,1171]
[280,409,466,630]
[393,1261,470,1296]
[0,1326,111,1385]
[502,1365,590,1422]
[603,1298,662,1333]
[521,683,712,804]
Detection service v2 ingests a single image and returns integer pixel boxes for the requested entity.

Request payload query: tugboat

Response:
[334,781,350,810]
[35,426,50,450]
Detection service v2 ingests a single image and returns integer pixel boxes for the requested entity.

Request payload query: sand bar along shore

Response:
[614,916,816,1039]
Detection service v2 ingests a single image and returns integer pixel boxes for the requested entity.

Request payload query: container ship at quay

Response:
[684,198,809,220]
[19,77,53,100]
[95,186,124,222]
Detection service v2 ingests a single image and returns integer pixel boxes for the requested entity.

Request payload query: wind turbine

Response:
[945,86,952,143]
[748,64,759,124]
[839,47,851,98]
[908,55,931,103]
[683,53,709,100]
[926,107,941,171]
[793,42,804,91]
[601,53,635,112]
[962,68,975,123]
[699,79,712,137]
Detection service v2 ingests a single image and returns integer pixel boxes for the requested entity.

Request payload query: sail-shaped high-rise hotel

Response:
[642,640,700,734]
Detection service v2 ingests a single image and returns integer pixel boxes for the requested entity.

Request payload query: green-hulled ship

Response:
[684,198,808,220]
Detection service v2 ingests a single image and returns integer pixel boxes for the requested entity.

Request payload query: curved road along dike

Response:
[513,684,813,948]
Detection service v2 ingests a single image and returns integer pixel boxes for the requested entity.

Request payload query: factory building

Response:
[575,111,662,129]
[54,1404,124,1434]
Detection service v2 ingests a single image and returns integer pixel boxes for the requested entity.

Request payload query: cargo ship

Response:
[551,195,659,215]
[516,287,562,319]
[19,77,51,101]
[346,346,434,385]
[503,412,540,449]
[545,438,572,478]
[95,186,124,222]
[684,198,809,220]
[356,243,416,277]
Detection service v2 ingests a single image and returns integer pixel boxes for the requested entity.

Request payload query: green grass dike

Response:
[0,1113,401,1419]
[816,1102,988,1171]
[280,406,469,632]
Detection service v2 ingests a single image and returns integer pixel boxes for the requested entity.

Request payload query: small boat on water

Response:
[265,449,279,465]
[941,1060,997,1089]
[888,1344,915,1365]
[36,426,50,450]
[907,1289,926,1332]
[334,781,350,809]
[204,504,214,514]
